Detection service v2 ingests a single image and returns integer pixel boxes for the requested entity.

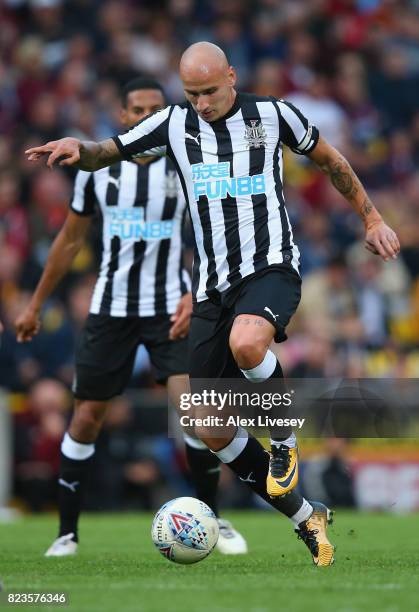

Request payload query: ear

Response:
[227,66,237,87]
[120,107,128,126]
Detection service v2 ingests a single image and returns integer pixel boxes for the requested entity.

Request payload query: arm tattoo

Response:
[360,197,373,220]
[97,139,121,166]
[330,158,358,198]
[79,139,121,171]
[315,146,381,224]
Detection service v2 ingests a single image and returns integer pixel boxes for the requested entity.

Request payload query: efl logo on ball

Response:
[151,497,219,564]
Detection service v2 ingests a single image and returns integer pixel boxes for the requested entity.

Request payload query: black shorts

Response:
[189,265,301,379]
[73,314,188,401]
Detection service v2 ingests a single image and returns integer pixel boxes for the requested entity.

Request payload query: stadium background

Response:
[0,0,419,518]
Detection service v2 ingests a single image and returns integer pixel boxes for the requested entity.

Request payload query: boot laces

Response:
[295,524,319,556]
[270,444,291,478]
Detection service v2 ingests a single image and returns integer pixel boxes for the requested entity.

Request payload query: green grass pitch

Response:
[0,511,418,612]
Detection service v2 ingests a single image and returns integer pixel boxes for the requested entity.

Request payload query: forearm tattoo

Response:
[328,156,376,221]
[329,157,359,198]
[79,139,120,170]
[97,139,121,165]
[360,197,373,220]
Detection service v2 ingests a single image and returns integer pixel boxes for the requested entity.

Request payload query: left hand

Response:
[365,221,400,262]
[169,293,192,340]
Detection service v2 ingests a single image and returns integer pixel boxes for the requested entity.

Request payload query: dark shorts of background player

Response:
[73,314,188,401]
[188,264,301,380]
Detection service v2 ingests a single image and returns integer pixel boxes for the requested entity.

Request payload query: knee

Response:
[229,334,266,370]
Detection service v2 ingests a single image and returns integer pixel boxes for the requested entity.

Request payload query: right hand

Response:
[15,306,41,343]
[25,137,82,168]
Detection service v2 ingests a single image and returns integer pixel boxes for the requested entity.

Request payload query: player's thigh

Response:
[166,373,189,417]
[188,300,240,379]
[187,302,241,446]
[234,265,302,343]
[73,314,141,401]
[141,315,189,384]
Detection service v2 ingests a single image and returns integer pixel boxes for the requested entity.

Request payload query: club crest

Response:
[165,170,178,198]
[244,120,267,149]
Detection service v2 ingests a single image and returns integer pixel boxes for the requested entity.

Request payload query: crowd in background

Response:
[1,0,418,510]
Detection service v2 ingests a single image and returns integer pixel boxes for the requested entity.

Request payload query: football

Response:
[151,497,219,564]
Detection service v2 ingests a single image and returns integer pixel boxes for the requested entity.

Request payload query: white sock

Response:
[240,349,277,383]
[212,426,248,463]
[61,432,95,460]
[183,432,208,451]
[290,499,313,528]
[270,432,297,449]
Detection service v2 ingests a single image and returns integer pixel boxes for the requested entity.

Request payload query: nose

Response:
[196,96,209,112]
[139,109,152,120]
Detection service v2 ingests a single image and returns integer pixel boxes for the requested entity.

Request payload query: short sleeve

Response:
[70,171,96,216]
[113,106,172,161]
[274,99,319,155]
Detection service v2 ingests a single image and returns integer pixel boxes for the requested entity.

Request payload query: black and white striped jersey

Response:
[70,157,190,317]
[113,92,319,303]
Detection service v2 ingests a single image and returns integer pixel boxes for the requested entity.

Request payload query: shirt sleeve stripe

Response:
[113,106,171,160]
[275,99,319,154]
[70,171,96,215]
[112,135,130,161]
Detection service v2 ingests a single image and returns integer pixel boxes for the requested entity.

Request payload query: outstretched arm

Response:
[308,136,400,261]
[26,107,171,171]
[15,211,92,342]
[26,137,121,171]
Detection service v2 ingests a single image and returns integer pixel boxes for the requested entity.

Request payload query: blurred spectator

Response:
[213,17,250,85]
[299,253,363,345]
[27,92,61,141]
[301,438,356,509]
[28,169,71,268]
[0,170,29,260]
[288,71,349,150]
[251,59,286,98]
[14,378,70,512]
[132,16,174,78]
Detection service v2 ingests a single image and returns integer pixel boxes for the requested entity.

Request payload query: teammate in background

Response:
[25,43,400,566]
[16,77,247,557]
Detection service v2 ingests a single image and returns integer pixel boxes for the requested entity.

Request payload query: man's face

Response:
[120,89,165,128]
[182,66,236,122]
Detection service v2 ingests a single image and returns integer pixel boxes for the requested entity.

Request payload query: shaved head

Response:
[180,42,237,122]
[180,42,229,80]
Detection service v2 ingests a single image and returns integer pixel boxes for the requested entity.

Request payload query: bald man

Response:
[26,42,400,566]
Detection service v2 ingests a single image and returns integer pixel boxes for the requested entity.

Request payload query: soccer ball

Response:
[151,497,219,564]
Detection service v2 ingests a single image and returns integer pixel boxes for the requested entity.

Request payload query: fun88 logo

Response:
[107,208,174,241]
[191,162,265,202]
